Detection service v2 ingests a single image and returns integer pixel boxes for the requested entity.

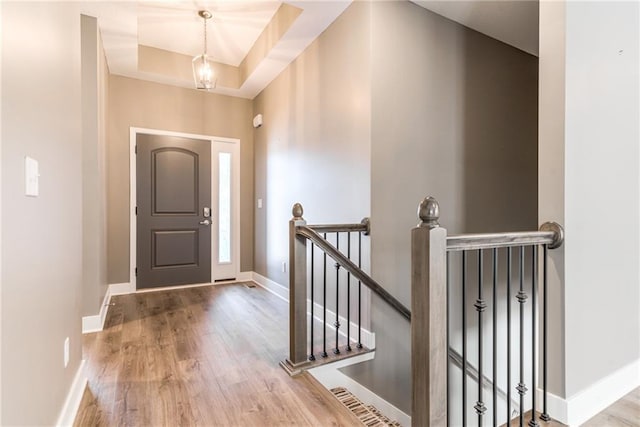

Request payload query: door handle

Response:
[199,219,211,226]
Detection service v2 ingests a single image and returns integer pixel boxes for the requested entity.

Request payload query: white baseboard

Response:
[108,282,135,295]
[250,272,375,348]
[135,281,214,293]
[237,271,253,281]
[309,352,411,427]
[82,288,111,334]
[544,358,640,426]
[544,391,569,425]
[81,283,134,334]
[251,271,289,302]
[126,273,253,296]
[308,300,376,349]
[56,359,87,427]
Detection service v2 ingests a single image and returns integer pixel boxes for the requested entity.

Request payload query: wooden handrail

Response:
[307,218,370,234]
[296,225,411,321]
[447,224,563,251]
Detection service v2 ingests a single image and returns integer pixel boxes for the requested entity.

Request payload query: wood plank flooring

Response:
[74,283,362,426]
[582,387,639,427]
[74,281,639,426]
[504,388,639,427]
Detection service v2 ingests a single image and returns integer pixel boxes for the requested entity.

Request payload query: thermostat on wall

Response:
[253,114,263,128]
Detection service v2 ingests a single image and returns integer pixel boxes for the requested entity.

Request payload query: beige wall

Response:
[252,1,538,413]
[252,1,372,292]
[107,76,254,284]
[342,1,539,413]
[81,15,109,316]
[1,3,84,424]
[538,0,567,398]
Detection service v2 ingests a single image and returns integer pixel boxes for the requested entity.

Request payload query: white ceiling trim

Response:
[81,1,352,100]
[137,1,282,67]
[238,1,351,98]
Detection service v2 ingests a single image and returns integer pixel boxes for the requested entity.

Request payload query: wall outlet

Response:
[281,261,287,273]
[64,337,70,368]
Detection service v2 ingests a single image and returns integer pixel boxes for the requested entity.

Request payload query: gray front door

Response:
[136,133,212,289]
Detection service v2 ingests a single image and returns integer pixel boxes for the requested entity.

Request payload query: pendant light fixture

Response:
[192,10,216,91]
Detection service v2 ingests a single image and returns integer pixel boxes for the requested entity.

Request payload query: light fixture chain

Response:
[203,15,207,55]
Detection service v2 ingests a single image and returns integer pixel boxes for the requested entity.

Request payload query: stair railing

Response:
[412,196,564,427]
[282,203,411,375]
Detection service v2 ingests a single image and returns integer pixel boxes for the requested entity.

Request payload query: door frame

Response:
[129,127,241,289]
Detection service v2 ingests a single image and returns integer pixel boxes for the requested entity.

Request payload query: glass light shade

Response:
[192,54,217,90]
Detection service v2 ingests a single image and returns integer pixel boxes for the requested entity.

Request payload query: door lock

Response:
[203,207,211,218]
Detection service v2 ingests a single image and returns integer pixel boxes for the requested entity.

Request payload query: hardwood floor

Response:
[505,388,640,427]
[582,387,640,427]
[74,281,639,426]
[74,283,362,426]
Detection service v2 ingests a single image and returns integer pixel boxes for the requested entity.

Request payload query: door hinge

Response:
[135,145,137,154]
[135,267,138,276]
[135,206,138,215]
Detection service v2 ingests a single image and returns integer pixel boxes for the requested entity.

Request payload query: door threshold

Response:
[135,279,243,294]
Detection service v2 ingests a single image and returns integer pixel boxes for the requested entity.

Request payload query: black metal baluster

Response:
[346,233,352,352]
[334,232,341,355]
[507,248,512,424]
[529,247,539,427]
[322,233,328,358]
[462,251,468,427]
[357,232,363,349]
[475,250,487,425]
[541,245,550,422]
[492,248,498,427]
[517,246,527,427]
[446,251,451,427]
[309,243,315,361]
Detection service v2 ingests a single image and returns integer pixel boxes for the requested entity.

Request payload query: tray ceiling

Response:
[81,1,352,99]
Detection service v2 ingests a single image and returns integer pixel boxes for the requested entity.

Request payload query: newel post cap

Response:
[292,203,304,220]
[418,196,440,228]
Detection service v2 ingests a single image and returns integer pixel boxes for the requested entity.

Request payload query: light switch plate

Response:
[257,198,263,209]
[64,337,69,368]
[25,156,39,197]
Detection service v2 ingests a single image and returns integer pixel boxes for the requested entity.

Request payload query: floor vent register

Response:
[330,387,402,427]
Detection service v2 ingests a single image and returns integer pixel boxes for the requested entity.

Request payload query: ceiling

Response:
[81,1,538,100]
[411,0,539,56]
[81,1,351,99]
[137,1,282,67]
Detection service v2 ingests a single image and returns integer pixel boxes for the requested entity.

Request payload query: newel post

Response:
[288,203,308,368]
[412,197,448,427]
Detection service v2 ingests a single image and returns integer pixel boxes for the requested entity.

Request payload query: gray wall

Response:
[252,1,372,287]
[81,15,109,316]
[342,1,539,413]
[0,2,4,420]
[540,0,639,404]
[564,0,639,397]
[107,76,255,284]
[1,3,84,424]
